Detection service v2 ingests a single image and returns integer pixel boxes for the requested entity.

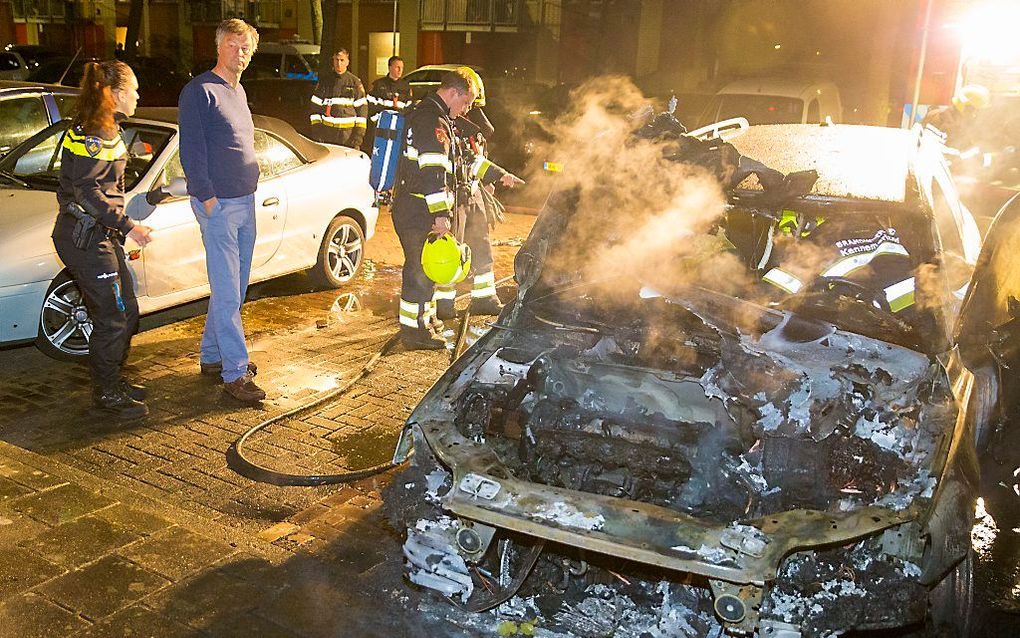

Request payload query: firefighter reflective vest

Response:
[395,93,459,217]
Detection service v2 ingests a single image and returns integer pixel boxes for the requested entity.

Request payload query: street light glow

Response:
[957,1,1020,65]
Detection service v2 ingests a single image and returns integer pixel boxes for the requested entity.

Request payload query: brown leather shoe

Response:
[223,373,266,403]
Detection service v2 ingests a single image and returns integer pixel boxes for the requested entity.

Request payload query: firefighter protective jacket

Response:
[454,111,507,192]
[758,212,917,314]
[55,124,135,235]
[367,75,412,118]
[396,93,459,217]
[309,70,367,147]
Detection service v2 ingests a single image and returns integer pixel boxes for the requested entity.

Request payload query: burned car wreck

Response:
[385,112,1015,636]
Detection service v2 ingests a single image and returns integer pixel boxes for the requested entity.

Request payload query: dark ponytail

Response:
[74,60,133,139]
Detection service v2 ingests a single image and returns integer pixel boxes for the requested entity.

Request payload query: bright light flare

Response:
[957,2,1020,65]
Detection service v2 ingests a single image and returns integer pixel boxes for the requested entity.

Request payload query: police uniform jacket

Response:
[368,75,412,116]
[309,70,367,146]
[53,123,135,239]
[396,93,459,218]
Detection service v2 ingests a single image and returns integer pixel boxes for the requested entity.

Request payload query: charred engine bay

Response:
[452,284,955,524]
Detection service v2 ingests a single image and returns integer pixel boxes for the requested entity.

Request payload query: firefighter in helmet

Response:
[392,69,479,350]
[432,67,524,321]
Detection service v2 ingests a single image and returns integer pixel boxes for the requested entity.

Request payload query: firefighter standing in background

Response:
[367,55,411,119]
[52,60,154,419]
[392,69,479,350]
[308,48,367,148]
[433,72,524,320]
[921,84,990,162]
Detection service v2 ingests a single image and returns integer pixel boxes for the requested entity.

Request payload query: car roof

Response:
[0,80,78,94]
[408,64,481,75]
[727,124,918,203]
[718,78,837,100]
[129,107,329,163]
[258,42,319,55]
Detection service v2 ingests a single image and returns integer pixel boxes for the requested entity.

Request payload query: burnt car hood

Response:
[395,281,957,586]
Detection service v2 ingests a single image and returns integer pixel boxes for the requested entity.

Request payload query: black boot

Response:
[435,298,456,321]
[400,326,447,351]
[470,295,504,317]
[120,379,147,401]
[92,386,148,420]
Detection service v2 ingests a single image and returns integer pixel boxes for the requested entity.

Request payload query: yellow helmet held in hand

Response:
[462,67,486,107]
[422,232,472,285]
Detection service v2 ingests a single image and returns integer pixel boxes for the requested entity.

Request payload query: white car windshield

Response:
[4,121,173,191]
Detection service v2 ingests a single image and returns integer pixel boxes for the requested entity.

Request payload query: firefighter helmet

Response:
[422,232,472,285]
[462,67,486,107]
[953,84,991,112]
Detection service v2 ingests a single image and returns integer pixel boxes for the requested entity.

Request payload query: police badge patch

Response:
[85,136,103,158]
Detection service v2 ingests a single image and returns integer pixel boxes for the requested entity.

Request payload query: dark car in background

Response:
[0,80,78,155]
[242,77,316,135]
[26,56,189,107]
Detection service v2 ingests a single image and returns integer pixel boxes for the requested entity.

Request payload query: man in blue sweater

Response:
[178,18,266,403]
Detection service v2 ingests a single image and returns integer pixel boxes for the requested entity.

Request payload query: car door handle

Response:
[262,197,280,207]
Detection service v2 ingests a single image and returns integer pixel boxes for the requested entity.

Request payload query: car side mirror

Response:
[145,176,188,205]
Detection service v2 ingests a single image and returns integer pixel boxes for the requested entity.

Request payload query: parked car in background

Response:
[25,56,190,107]
[245,41,321,81]
[404,63,483,101]
[243,77,316,135]
[0,108,377,360]
[0,81,78,156]
[0,48,30,80]
[3,44,62,74]
[698,78,842,127]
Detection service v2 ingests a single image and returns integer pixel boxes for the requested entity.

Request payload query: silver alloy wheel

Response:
[326,221,363,283]
[40,279,92,357]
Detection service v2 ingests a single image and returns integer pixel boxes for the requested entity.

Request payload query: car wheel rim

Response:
[40,280,91,356]
[326,222,363,283]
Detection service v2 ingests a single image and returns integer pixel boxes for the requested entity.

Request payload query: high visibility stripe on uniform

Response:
[399,299,420,328]
[404,145,420,161]
[885,277,915,313]
[757,225,775,270]
[424,191,454,214]
[311,96,364,108]
[472,271,497,298]
[61,130,127,161]
[471,156,493,181]
[762,268,804,294]
[821,241,909,278]
[433,286,457,301]
[309,114,362,129]
[418,152,453,173]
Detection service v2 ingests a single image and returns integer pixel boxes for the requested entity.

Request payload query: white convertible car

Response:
[0,107,378,360]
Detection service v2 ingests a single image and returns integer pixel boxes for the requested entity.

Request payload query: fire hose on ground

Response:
[226,274,515,486]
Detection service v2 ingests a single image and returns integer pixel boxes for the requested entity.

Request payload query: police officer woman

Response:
[52,60,154,420]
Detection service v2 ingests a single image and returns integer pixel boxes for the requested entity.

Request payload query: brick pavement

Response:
[0,209,533,636]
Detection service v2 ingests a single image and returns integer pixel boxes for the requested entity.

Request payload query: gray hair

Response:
[215,18,259,50]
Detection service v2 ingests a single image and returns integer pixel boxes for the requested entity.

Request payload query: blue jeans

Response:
[191,194,256,382]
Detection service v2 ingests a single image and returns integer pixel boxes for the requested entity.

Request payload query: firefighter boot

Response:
[400,325,447,351]
[93,386,149,420]
[470,295,504,317]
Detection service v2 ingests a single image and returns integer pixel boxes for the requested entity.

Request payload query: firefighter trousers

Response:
[392,191,437,329]
[53,230,139,390]
[434,194,497,306]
